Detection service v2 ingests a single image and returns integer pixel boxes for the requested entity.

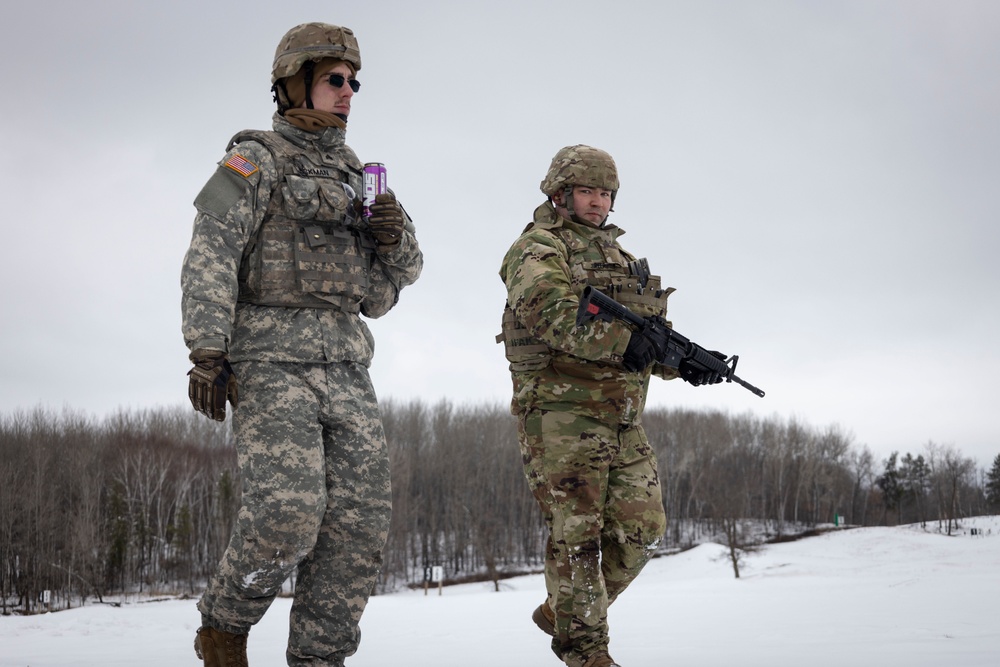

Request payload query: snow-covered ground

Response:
[3,517,998,667]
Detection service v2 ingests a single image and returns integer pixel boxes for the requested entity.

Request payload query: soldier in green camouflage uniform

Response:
[181,23,422,667]
[499,146,721,667]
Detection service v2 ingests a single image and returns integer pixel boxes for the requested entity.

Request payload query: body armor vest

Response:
[500,225,674,372]
[232,130,374,313]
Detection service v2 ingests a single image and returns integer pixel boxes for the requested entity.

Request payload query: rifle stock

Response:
[576,286,765,398]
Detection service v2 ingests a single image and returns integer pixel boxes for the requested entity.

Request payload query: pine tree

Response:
[900,453,931,525]
[986,453,1000,509]
[875,452,902,524]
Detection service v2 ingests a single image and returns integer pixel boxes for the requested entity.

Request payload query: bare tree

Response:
[848,446,876,526]
[925,442,977,535]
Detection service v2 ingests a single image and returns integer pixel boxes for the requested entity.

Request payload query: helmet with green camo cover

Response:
[540,145,620,206]
[271,23,362,112]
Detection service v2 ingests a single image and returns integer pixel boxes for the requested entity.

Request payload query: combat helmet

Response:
[540,145,620,209]
[271,22,361,113]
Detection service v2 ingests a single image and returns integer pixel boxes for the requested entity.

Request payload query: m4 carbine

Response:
[576,285,765,398]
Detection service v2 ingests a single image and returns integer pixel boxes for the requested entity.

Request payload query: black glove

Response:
[622,324,664,373]
[367,192,405,248]
[187,351,239,421]
[679,350,727,387]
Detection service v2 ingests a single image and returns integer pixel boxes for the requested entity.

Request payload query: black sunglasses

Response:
[325,73,361,93]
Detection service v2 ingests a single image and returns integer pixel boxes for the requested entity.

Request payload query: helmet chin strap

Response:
[561,186,576,218]
[302,61,316,110]
[272,81,290,114]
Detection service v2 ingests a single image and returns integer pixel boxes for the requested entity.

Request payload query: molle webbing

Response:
[605,275,674,318]
[497,307,551,372]
[232,130,371,313]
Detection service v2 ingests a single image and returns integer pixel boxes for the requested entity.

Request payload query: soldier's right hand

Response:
[187,351,239,421]
[622,324,663,372]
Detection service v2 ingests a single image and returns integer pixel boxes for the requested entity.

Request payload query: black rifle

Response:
[576,286,765,398]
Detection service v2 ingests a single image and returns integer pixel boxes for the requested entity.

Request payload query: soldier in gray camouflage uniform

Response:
[499,146,721,667]
[181,23,422,667]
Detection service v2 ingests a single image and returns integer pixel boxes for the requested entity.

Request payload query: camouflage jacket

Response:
[181,113,423,365]
[499,201,676,424]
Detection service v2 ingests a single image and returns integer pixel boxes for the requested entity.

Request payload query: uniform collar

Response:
[272,112,347,150]
[532,201,624,239]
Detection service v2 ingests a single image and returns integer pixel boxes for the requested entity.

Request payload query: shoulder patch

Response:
[223,153,259,178]
[194,165,252,219]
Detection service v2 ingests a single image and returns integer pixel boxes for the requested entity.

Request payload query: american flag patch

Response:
[224,154,258,178]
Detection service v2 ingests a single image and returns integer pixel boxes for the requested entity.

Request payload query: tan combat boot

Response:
[194,625,249,667]
[581,651,621,667]
[532,601,556,636]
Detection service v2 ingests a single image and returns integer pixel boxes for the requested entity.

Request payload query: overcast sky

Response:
[1,0,997,467]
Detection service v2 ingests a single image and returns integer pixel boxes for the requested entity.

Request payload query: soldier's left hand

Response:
[679,351,727,387]
[368,192,405,248]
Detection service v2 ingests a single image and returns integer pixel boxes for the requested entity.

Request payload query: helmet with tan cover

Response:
[540,145,620,201]
[272,22,362,83]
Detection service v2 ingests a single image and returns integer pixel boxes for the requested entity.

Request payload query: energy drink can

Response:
[363,162,387,217]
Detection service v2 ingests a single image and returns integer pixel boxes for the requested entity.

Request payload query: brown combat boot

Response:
[532,601,555,636]
[581,651,621,667]
[194,625,249,667]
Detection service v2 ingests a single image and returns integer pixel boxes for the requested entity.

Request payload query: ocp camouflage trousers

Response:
[198,360,391,667]
[517,409,666,664]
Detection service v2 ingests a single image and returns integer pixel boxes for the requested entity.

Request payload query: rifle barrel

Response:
[730,375,766,398]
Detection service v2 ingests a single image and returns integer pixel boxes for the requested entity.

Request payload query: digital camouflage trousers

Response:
[517,408,666,665]
[198,360,391,667]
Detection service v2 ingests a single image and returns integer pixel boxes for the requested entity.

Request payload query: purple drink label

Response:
[363,163,387,217]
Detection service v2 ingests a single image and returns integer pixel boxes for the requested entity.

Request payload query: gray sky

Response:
[1,0,998,466]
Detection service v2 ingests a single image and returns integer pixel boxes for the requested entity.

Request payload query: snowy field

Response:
[2,517,998,667]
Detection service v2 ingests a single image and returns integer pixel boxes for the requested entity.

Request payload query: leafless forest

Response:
[2,402,997,613]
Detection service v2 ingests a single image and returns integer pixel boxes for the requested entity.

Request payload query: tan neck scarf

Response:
[283,109,347,132]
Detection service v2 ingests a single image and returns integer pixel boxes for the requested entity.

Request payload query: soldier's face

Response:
[555,186,613,226]
[307,62,357,117]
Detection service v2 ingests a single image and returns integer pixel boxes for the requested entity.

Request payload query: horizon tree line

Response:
[1,402,995,613]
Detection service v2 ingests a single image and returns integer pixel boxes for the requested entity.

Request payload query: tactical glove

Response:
[187,351,239,421]
[679,350,727,387]
[622,323,664,373]
[367,192,405,248]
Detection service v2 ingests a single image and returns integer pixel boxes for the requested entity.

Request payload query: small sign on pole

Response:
[432,565,444,596]
[423,565,445,596]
